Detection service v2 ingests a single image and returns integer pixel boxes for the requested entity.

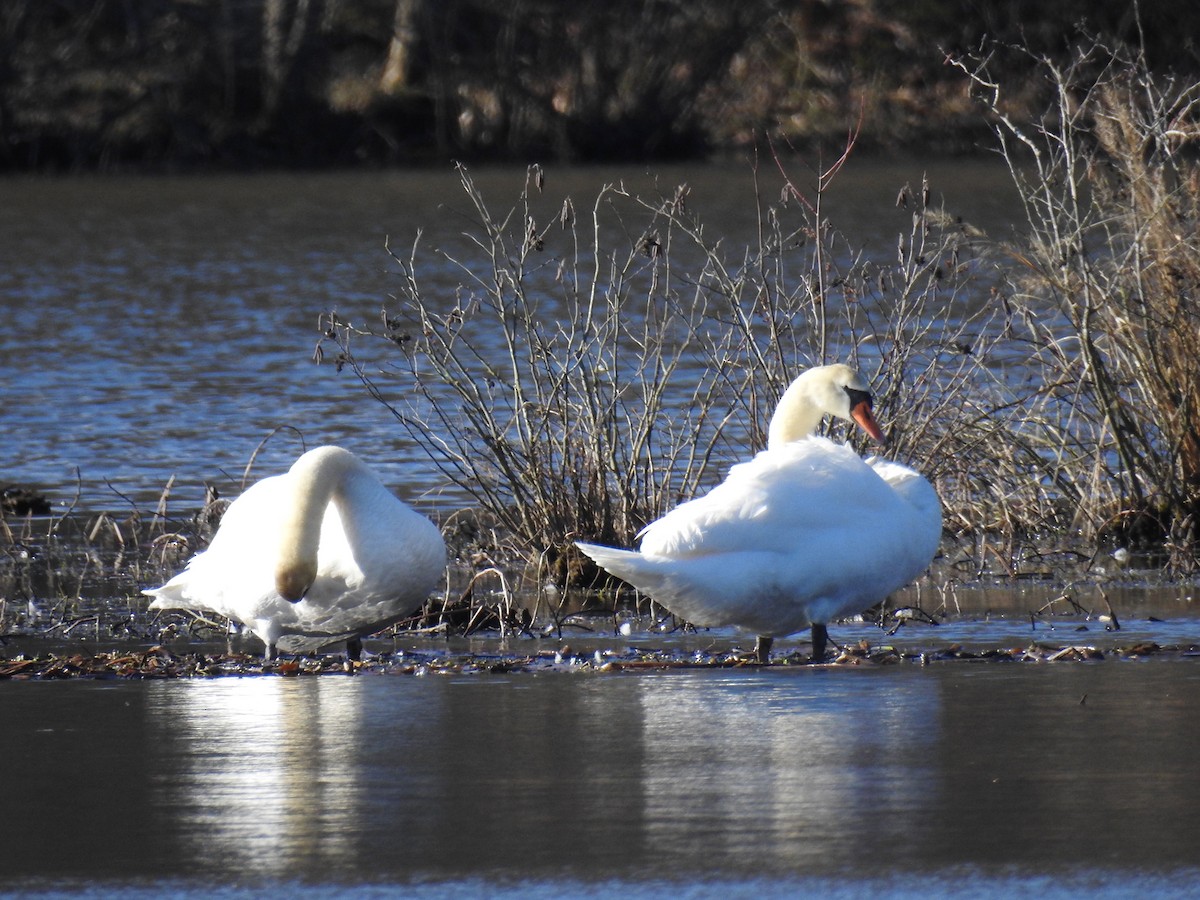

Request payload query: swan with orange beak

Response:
[577,364,941,662]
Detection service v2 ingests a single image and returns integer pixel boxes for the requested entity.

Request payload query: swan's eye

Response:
[844,387,873,409]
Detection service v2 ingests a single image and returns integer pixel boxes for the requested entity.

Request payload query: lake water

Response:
[5,163,1200,898]
[1,160,1018,516]
[3,659,1200,898]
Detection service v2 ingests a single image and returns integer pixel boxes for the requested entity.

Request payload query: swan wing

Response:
[145,450,446,653]
[145,475,287,615]
[580,436,941,637]
[638,437,900,559]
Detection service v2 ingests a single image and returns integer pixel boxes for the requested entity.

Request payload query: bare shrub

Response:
[954,38,1200,563]
[316,157,1085,577]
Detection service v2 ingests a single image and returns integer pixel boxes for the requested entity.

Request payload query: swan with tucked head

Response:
[576,364,941,662]
[145,445,446,661]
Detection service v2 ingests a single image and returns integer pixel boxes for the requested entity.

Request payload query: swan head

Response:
[276,560,317,603]
[767,363,886,450]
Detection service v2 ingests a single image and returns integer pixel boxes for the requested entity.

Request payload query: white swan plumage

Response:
[144,445,446,660]
[576,364,942,662]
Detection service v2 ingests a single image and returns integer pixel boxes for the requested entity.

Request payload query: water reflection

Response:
[635,669,940,869]
[144,669,948,881]
[146,674,653,882]
[929,664,1200,868]
[149,678,368,878]
[4,661,1200,894]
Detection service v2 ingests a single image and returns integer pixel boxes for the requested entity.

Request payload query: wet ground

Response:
[3,592,1199,682]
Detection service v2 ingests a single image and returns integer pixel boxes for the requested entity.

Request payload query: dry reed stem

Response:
[318,154,1091,583]
[954,36,1200,565]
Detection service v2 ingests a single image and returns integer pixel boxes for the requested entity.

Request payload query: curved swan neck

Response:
[275,446,361,601]
[767,364,878,450]
[767,387,827,449]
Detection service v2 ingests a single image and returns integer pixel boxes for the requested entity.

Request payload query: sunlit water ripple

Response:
[3,664,1200,896]
[3,161,1019,516]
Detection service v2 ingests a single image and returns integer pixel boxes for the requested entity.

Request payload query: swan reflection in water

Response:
[632,669,942,870]
[147,677,381,879]
[144,666,941,883]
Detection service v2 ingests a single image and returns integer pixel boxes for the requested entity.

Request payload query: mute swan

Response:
[576,364,942,663]
[144,445,446,661]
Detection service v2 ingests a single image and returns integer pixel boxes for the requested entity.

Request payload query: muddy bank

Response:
[3,632,1199,680]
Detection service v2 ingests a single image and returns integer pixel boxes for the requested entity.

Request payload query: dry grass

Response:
[0,472,222,638]
[954,37,1200,566]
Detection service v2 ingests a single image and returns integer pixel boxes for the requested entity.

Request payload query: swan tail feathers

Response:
[143,567,206,611]
[143,581,185,610]
[575,541,665,595]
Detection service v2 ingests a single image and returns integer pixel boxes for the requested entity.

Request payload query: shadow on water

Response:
[3,660,1200,896]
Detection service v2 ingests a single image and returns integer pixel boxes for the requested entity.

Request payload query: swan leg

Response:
[811,623,828,663]
[754,636,773,664]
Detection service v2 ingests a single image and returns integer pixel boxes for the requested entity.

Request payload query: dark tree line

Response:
[0,0,1195,171]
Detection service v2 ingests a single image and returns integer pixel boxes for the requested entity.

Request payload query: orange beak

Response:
[851,399,887,445]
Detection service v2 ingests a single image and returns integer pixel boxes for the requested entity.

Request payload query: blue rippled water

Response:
[1,162,1018,516]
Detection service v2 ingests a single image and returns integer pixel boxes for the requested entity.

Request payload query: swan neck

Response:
[767,384,825,450]
[275,448,356,600]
